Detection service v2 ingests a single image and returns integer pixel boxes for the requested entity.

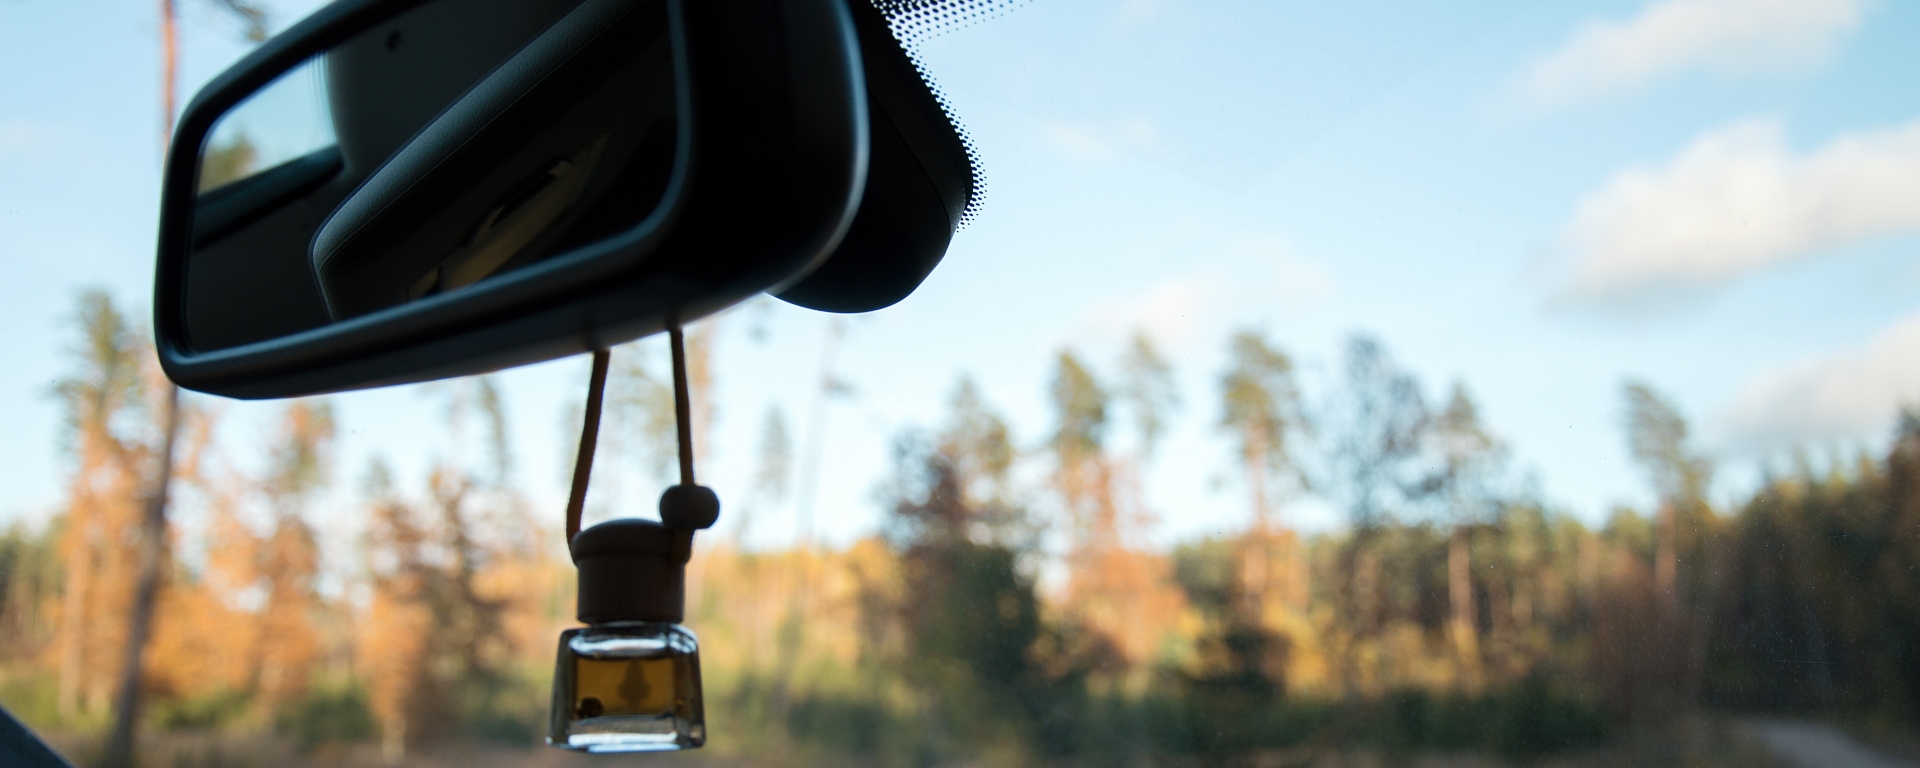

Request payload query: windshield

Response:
[4,0,1919,765]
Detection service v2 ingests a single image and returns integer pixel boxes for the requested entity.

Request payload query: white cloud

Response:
[1221,233,1334,306]
[1525,0,1868,106]
[1079,273,1218,349]
[1558,117,1920,300]
[1718,310,1920,450]
[1041,118,1158,163]
[1074,235,1332,349]
[0,121,41,152]
[1113,0,1165,28]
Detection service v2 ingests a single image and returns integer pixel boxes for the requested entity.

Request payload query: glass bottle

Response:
[549,621,705,752]
[550,516,708,752]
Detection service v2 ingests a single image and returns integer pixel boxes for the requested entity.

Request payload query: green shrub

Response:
[275,685,375,751]
[153,688,252,732]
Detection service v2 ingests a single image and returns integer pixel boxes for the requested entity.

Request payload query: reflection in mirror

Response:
[182,0,679,354]
[311,0,679,321]
[195,57,342,249]
[199,58,336,193]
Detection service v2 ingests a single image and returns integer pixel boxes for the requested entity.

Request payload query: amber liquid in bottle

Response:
[549,622,704,752]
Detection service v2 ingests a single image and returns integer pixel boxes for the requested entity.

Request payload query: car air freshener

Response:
[549,518,706,751]
[548,324,720,753]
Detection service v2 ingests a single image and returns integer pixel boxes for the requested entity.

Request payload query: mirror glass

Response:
[198,58,336,195]
[182,0,680,353]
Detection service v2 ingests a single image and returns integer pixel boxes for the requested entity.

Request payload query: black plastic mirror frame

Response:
[155,0,691,396]
[156,0,869,400]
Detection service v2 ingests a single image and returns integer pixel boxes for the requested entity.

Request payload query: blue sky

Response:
[4,0,1919,550]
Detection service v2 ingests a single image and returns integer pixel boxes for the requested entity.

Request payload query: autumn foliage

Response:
[3,294,1920,767]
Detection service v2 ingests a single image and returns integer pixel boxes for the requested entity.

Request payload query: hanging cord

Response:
[659,317,721,542]
[669,321,696,486]
[563,320,720,550]
[564,349,611,544]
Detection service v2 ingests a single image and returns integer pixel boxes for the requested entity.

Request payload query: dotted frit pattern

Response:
[869,0,1031,227]
[871,0,1030,42]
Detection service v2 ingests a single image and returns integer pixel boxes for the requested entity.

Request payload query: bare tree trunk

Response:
[1287,532,1309,610]
[1789,535,1835,706]
[1344,541,1379,697]
[102,385,180,768]
[381,715,407,765]
[764,554,810,757]
[56,536,89,719]
[793,319,842,549]
[156,0,177,151]
[1238,533,1268,622]
[1654,500,1678,613]
[1448,527,1481,690]
[1512,576,1534,630]
[770,320,840,752]
[1486,557,1513,681]
[1240,430,1271,617]
[1244,428,1269,531]
[98,5,182,762]
[1682,515,1717,711]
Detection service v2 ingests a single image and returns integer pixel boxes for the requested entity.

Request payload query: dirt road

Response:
[1748,719,1918,768]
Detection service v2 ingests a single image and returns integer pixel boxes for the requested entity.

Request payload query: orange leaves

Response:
[357,584,434,758]
[1064,546,1187,670]
[144,579,254,702]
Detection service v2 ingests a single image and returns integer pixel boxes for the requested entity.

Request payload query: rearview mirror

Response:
[156,0,871,398]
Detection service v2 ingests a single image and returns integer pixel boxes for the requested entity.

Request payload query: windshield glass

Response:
[4,0,1919,765]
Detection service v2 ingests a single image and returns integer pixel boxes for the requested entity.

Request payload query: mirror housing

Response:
[155,0,869,398]
[774,0,977,313]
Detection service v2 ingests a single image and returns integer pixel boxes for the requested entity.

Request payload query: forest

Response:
[3,290,1919,767]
